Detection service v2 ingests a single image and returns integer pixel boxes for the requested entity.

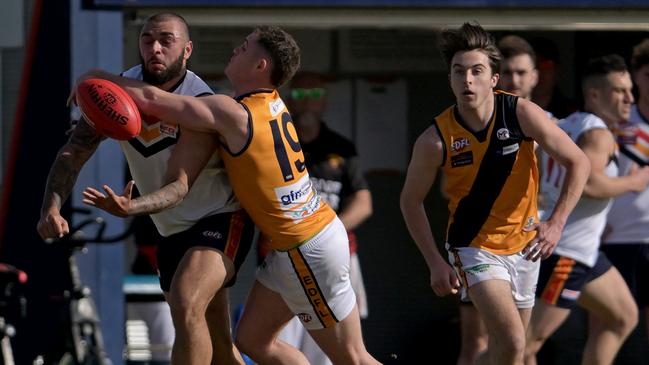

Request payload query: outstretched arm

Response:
[400,127,459,296]
[38,119,103,239]
[517,98,590,260]
[73,70,246,137]
[83,130,217,217]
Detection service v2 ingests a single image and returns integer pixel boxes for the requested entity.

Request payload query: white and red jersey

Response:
[540,111,618,266]
[604,104,649,245]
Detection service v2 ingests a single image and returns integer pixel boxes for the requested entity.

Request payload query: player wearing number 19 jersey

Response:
[221,90,336,250]
[88,25,380,364]
[219,88,355,331]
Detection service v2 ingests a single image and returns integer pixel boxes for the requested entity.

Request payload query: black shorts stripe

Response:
[288,247,339,328]
[450,248,468,289]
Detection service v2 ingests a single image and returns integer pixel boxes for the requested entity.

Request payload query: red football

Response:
[76,78,141,140]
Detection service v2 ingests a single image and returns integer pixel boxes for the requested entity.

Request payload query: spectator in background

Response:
[530,37,578,119]
[602,39,649,348]
[499,35,538,101]
[265,72,373,365]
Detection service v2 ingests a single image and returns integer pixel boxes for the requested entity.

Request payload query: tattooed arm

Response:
[37,119,103,239]
[83,129,218,217]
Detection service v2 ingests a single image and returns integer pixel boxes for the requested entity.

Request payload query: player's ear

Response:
[531,69,539,89]
[491,72,500,88]
[257,57,269,72]
[184,40,193,60]
[585,87,598,104]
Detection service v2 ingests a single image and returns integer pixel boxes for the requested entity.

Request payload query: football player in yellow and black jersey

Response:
[263,72,374,365]
[454,34,545,365]
[75,26,380,365]
[400,22,590,365]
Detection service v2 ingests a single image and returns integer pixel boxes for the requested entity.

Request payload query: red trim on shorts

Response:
[541,257,575,305]
[224,210,244,260]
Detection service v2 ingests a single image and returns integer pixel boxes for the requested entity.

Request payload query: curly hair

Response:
[254,26,301,87]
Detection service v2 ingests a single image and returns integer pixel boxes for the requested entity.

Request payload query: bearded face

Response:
[141,51,185,86]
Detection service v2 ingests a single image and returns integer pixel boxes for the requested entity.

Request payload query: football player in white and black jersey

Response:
[39,13,254,365]
[525,55,649,365]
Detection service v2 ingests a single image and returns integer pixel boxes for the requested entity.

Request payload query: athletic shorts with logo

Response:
[257,217,356,330]
[536,252,612,309]
[447,243,540,308]
[156,210,254,292]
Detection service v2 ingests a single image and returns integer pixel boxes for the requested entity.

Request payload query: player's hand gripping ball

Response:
[76,78,141,140]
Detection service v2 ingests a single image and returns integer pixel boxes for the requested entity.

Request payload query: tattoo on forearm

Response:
[131,180,188,215]
[42,120,103,212]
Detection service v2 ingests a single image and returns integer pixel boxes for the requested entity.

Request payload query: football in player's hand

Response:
[76,78,141,140]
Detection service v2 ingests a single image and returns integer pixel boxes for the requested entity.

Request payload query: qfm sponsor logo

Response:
[275,175,312,206]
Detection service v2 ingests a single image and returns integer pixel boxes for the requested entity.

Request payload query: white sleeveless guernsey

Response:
[540,112,618,266]
[604,105,649,244]
[119,65,238,236]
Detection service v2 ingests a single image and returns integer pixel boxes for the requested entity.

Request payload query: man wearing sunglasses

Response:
[267,73,372,365]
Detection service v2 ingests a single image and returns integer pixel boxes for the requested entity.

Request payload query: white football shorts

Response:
[257,217,356,330]
[446,243,540,308]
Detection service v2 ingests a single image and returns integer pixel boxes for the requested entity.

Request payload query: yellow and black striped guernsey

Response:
[434,91,539,255]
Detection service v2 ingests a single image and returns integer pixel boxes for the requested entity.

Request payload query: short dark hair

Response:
[631,39,649,72]
[439,22,502,74]
[582,54,628,93]
[143,12,190,40]
[499,35,536,65]
[254,26,301,87]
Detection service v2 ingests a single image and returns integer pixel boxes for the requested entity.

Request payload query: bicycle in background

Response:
[44,208,132,365]
[0,263,27,365]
